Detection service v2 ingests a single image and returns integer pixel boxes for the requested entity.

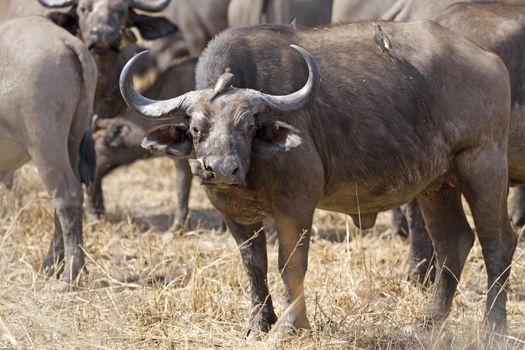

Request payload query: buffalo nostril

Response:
[231,167,239,176]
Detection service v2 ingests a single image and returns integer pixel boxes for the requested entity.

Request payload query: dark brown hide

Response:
[123,23,514,336]
[404,3,525,286]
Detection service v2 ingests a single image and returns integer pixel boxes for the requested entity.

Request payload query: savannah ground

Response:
[1,157,525,349]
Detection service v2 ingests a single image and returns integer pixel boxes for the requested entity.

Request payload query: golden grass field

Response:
[1,157,525,349]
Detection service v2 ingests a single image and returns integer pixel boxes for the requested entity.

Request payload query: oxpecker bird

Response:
[211,68,235,100]
[373,23,394,58]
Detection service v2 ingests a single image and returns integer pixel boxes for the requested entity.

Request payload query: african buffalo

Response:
[402,3,525,283]
[0,16,97,288]
[121,23,516,335]
[89,57,197,230]
[33,0,178,118]
[228,0,332,27]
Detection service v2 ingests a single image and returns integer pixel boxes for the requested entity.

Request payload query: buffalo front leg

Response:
[402,200,435,285]
[225,217,277,340]
[416,186,474,326]
[273,207,314,334]
[456,146,517,331]
[172,158,192,231]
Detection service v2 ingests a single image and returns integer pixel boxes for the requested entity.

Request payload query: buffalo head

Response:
[119,45,320,188]
[38,0,177,53]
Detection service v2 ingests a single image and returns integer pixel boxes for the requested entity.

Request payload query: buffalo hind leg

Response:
[30,150,85,289]
[456,145,517,331]
[416,186,474,326]
[402,200,435,285]
[273,206,314,335]
[225,217,277,340]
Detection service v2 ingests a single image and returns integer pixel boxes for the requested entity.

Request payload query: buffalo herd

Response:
[1,0,525,340]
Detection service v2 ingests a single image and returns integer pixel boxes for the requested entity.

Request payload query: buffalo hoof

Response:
[42,254,64,278]
[268,323,311,342]
[245,306,278,341]
[246,329,264,341]
[43,262,63,279]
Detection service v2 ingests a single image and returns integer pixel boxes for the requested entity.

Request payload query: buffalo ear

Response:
[128,10,179,40]
[253,121,302,156]
[47,9,78,36]
[142,124,192,157]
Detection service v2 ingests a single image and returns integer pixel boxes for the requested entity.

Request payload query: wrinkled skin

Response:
[402,3,525,286]
[0,17,97,287]
[88,58,196,231]
[227,0,332,27]
[122,23,515,336]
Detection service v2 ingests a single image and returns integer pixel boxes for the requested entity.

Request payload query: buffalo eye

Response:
[78,6,88,13]
[190,126,199,136]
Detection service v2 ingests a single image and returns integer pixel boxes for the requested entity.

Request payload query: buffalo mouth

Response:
[88,43,120,54]
[203,183,236,191]
[190,158,246,188]
[200,177,245,188]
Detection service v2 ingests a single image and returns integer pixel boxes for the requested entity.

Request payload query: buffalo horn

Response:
[119,50,201,120]
[129,0,171,12]
[38,0,76,8]
[245,44,320,113]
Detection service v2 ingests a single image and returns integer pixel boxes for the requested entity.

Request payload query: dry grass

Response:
[1,157,525,349]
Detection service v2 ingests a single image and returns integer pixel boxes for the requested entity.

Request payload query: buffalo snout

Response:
[87,26,120,51]
[191,156,245,186]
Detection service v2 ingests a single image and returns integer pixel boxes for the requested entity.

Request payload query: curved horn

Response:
[38,0,75,8]
[120,50,201,120]
[129,0,171,12]
[247,44,320,113]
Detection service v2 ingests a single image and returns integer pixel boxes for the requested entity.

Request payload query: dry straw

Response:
[0,158,524,349]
